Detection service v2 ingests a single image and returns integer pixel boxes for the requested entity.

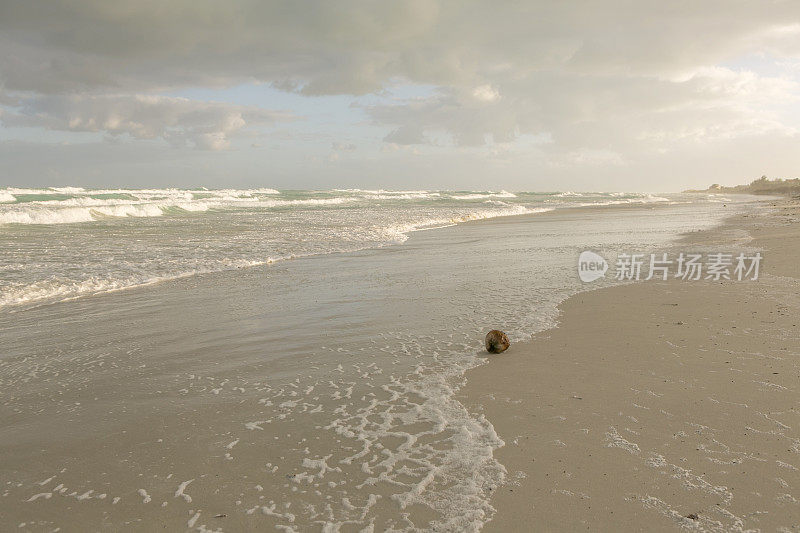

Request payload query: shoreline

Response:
[463,197,800,530]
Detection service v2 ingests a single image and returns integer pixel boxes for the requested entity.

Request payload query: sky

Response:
[1,1,800,191]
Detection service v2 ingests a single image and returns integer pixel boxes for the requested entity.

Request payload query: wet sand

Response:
[463,197,800,531]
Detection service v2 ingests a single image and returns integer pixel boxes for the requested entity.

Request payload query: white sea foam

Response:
[259,197,356,208]
[0,257,283,309]
[226,326,511,530]
[555,191,669,203]
[0,191,15,203]
[333,189,434,195]
[448,191,517,200]
[380,205,547,243]
[577,194,670,208]
[49,186,86,193]
[0,202,211,225]
[5,187,50,194]
[0,194,362,225]
[1,207,97,224]
[364,193,440,200]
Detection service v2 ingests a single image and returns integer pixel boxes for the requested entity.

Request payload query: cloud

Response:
[3,1,799,93]
[1,94,292,149]
[1,1,800,184]
[365,65,799,153]
[471,85,500,103]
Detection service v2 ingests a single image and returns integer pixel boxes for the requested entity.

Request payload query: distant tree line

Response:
[687,176,800,195]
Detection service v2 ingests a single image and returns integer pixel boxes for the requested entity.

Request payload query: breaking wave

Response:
[448,191,517,200]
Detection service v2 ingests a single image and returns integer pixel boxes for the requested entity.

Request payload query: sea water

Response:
[2,188,686,310]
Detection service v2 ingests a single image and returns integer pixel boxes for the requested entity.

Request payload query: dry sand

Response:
[462,198,800,531]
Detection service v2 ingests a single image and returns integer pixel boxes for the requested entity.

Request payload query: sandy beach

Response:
[3,193,757,532]
[463,197,800,531]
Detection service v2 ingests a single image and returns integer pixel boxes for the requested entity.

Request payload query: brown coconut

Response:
[485,330,510,354]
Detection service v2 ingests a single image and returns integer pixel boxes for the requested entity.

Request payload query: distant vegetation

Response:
[686,176,800,196]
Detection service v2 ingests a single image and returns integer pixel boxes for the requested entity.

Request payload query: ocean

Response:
[1,187,727,310]
[0,188,759,531]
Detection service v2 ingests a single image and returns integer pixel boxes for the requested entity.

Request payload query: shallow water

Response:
[0,195,761,531]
